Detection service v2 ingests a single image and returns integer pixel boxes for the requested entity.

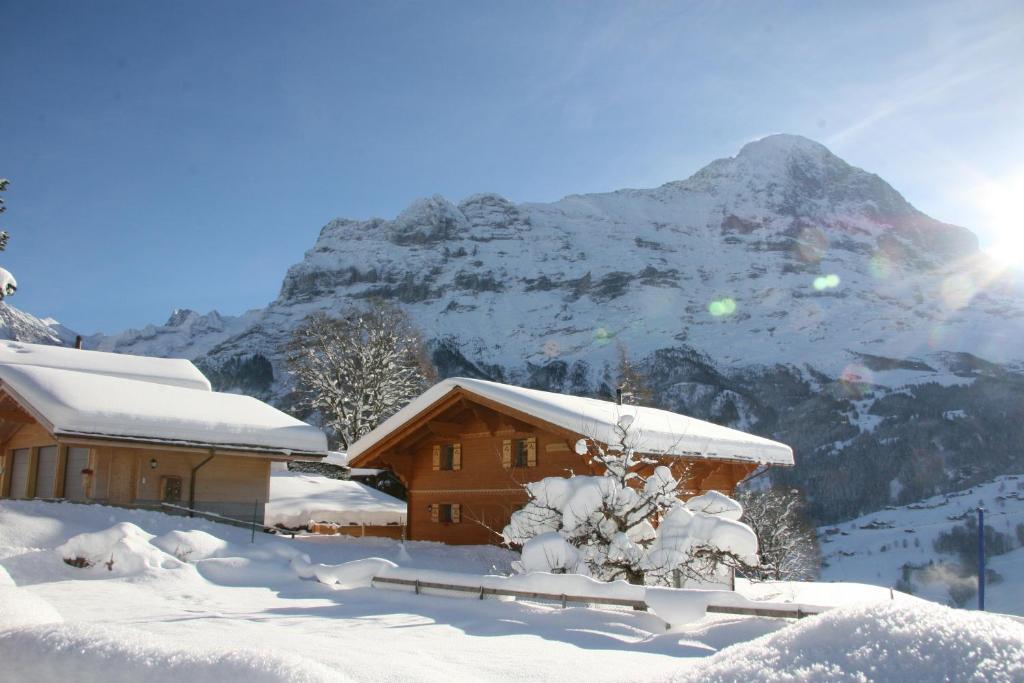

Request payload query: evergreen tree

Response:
[614,343,653,406]
[0,178,17,299]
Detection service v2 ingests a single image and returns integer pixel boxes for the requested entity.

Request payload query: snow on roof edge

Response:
[348,377,794,466]
[0,363,328,455]
[52,429,327,458]
[0,339,212,391]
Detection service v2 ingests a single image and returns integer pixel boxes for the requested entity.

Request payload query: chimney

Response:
[74,335,83,350]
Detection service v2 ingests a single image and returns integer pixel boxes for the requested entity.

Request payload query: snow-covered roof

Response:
[348,377,793,466]
[324,451,348,467]
[0,340,211,391]
[266,470,406,527]
[0,342,327,456]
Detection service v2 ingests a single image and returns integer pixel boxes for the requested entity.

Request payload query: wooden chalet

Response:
[0,340,327,520]
[347,378,794,545]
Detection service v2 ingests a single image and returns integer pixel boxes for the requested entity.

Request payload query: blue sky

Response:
[2,0,1022,334]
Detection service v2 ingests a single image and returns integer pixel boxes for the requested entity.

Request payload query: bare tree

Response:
[735,486,821,581]
[284,300,435,449]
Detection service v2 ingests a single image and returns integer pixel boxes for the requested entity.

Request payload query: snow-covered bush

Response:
[151,529,230,562]
[56,522,181,575]
[503,414,758,586]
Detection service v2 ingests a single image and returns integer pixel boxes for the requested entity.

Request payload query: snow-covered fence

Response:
[159,503,295,538]
[290,555,829,628]
[371,575,647,609]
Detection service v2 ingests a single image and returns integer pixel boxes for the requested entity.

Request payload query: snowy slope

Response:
[819,474,1024,615]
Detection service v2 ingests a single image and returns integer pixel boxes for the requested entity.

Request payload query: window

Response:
[440,444,455,471]
[513,440,528,468]
[431,503,461,524]
[502,437,536,469]
[439,503,453,523]
[432,443,461,471]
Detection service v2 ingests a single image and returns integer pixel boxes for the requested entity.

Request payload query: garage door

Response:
[35,446,59,498]
[9,448,30,498]
[63,447,90,501]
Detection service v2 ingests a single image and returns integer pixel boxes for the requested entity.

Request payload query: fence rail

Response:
[371,575,647,609]
[158,502,294,537]
[371,574,823,620]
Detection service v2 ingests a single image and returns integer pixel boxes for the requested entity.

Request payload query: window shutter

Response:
[452,503,461,524]
[526,437,537,467]
[430,503,439,523]
[453,443,462,470]
[432,445,441,471]
[501,439,512,469]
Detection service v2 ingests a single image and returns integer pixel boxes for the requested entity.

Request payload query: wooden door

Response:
[63,447,90,501]
[9,448,30,498]
[107,452,137,504]
[35,446,59,498]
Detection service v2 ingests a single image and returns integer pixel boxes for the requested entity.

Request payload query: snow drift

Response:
[668,601,1024,683]
[0,622,344,683]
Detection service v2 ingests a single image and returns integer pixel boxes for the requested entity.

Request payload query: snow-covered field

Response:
[820,474,1024,615]
[1,500,1022,681]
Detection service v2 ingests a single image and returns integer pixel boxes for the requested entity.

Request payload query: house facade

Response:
[347,378,794,545]
[0,341,327,520]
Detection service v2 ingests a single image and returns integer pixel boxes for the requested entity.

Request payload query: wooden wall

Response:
[0,413,273,521]
[374,397,759,545]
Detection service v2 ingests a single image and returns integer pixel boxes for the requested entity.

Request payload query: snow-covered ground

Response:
[819,474,1024,615]
[1,500,1021,681]
[266,469,406,528]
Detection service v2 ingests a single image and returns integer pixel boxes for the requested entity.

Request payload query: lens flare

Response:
[869,253,893,279]
[542,340,560,357]
[593,327,611,344]
[939,273,977,310]
[971,172,1024,266]
[708,298,737,317]
[796,227,828,263]
[839,364,874,398]
[813,274,841,290]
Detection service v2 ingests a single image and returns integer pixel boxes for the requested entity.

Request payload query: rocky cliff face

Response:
[83,134,1024,522]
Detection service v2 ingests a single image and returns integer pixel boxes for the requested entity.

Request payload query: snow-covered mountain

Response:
[0,302,77,346]
[79,133,1024,522]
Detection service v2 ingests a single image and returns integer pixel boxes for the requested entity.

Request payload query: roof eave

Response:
[53,430,327,460]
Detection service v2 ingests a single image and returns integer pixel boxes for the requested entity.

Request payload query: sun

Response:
[974,172,1024,267]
